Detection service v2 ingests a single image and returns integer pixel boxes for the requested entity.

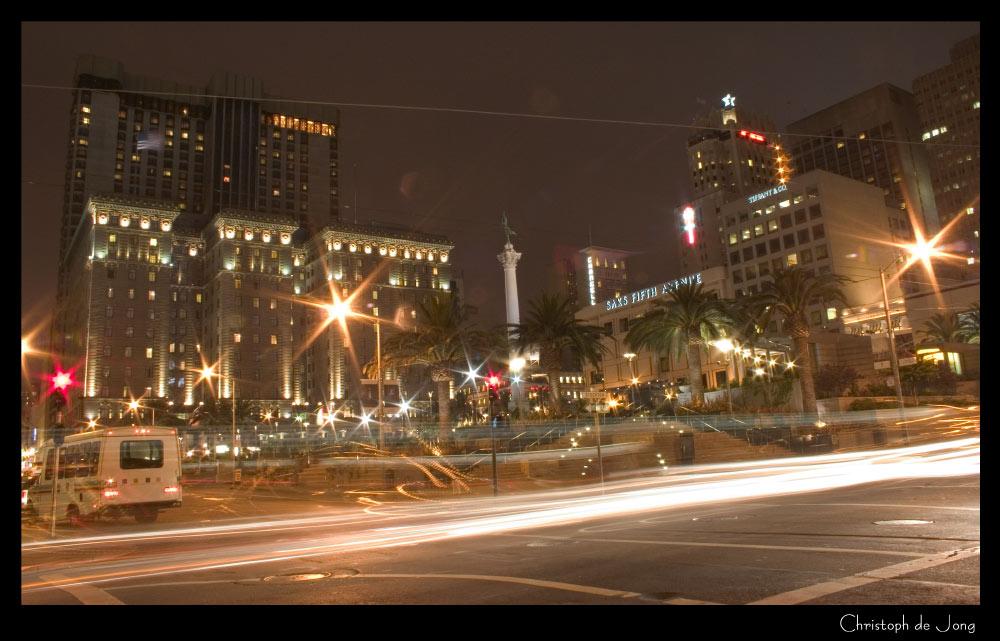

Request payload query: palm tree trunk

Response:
[791,334,817,415]
[547,369,563,415]
[686,341,706,404]
[434,377,452,439]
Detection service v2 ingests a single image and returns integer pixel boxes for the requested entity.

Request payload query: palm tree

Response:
[957,304,980,344]
[374,294,502,438]
[755,267,848,415]
[508,293,608,415]
[625,282,734,405]
[920,312,965,344]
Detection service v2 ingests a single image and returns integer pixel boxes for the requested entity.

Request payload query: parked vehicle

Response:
[23,427,183,524]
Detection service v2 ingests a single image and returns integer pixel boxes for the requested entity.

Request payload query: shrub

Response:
[861,382,897,397]
[814,364,859,399]
[848,398,898,411]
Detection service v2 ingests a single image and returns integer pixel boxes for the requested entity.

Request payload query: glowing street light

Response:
[711,339,736,413]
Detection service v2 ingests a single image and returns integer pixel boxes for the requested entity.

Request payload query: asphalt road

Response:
[21,439,980,607]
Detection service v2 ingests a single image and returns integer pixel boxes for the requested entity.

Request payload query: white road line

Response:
[39,573,124,605]
[663,597,723,605]
[782,503,979,511]
[747,546,980,605]
[512,533,926,557]
[347,573,642,599]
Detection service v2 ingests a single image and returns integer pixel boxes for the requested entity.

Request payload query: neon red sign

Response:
[682,207,696,245]
[739,130,767,144]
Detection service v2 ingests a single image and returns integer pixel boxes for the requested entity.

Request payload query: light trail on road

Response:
[22,437,979,594]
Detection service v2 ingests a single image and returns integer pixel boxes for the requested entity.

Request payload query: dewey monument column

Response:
[497,215,526,415]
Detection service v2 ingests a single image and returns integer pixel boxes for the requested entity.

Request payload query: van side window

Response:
[120,440,164,469]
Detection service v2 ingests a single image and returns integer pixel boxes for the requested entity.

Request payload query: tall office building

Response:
[59,55,340,301]
[52,58,456,426]
[912,32,980,264]
[785,83,939,238]
[676,95,782,274]
[578,246,631,308]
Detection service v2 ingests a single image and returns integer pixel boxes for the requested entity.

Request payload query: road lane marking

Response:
[39,573,124,605]
[663,597,723,605]
[747,546,980,605]
[508,533,926,557]
[781,503,979,511]
[345,573,642,599]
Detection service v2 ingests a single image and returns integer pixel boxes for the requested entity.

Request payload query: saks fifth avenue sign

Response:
[605,272,702,311]
[747,183,788,205]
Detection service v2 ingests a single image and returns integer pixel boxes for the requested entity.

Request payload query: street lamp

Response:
[712,339,735,414]
[198,364,239,483]
[509,357,526,416]
[623,353,638,411]
[325,296,386,451]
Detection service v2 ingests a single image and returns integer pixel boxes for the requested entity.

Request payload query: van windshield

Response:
[120,440,164,469]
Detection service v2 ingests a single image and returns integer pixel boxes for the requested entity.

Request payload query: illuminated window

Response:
[146,348,153,359]
[270,335,277,345]
[728,233,738,246]
[786,253,798,266]
[234,333,241,343]
[741,229,751,241]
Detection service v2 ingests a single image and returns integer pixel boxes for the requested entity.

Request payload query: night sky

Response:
[21,21,980,347]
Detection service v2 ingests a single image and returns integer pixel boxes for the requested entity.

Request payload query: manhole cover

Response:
[874,520,934,525]
[262,572,332,583]
[240,568,359,585]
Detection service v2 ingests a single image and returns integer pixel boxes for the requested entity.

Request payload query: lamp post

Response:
[712,339,735,414]
[509,357,526,417]
[198,365,239,483]
[325,297,385,452]
[879,259,909,445]
[623,353,637,411]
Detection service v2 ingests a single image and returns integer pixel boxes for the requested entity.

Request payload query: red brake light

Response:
[164,486,179,494]
[103,489,119,498]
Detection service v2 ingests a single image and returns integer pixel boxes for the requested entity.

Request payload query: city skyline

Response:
[22,21,980,344]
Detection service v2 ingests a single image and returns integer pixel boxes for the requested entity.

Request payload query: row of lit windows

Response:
[106,288,157,300]
[728,205,822,245]
[268,114,335,136]
[233,333,280,345]
[732,244,830,283]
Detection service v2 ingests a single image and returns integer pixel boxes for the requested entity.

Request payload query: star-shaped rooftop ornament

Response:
[722,93,736,108]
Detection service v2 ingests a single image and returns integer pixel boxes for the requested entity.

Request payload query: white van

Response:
[23,427,183,524]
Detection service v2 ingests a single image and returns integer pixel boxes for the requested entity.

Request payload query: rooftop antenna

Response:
[588,224,593,247]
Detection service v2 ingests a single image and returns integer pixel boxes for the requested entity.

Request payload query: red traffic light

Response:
[50,370,73,394]
[488,376,500,388]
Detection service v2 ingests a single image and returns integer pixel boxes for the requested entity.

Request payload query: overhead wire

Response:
[21,82,981,150]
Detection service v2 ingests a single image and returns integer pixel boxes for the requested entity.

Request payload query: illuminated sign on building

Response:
[722,94,736,108]
[747,183,788,205]
[605,272,702,311]
[739,130,767,144]
[587,256,596,306]
[682,207,696,245]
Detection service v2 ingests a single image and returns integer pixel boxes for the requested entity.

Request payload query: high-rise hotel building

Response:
[785,83,939,238]
[53,57,455,424]
[912,32,980,265]
[676,96,782,274]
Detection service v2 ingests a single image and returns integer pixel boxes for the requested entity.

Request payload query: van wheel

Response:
[134,508,158,524]
[66,504,80,523]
